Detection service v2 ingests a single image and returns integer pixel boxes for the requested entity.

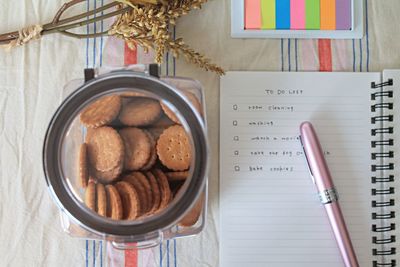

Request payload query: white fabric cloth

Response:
[1,0,400,266]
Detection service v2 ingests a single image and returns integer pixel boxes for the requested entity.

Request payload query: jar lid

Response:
[43,70,208,237]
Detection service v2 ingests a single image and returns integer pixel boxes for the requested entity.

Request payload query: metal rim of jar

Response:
[43,70,209,236]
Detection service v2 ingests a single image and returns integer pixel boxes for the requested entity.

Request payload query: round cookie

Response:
[132,172,154,212]
[152,169,171,212]
[114,181,140,220]
[119,98,162,127]
[80,95,122,128]
[160,91,202,124]
[87,126,124,172]
[178,192,205,227]
[145,171,161,214]
[156,125,192,171]
[78,143,89,188]
[96,183,107,217]
[140,131,157,171]
[122,174,148,215]
[131,172,153,213]
[165,171,189,182]
[90,163,123,184]
[120,127,151,171]
[85,181,96,211]
[160,102,180,124]
[105,185,123,220]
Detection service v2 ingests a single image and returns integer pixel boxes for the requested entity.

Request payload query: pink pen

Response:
[299,122,359,267]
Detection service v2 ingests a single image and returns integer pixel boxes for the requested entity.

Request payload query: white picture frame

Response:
[231,0,364,39]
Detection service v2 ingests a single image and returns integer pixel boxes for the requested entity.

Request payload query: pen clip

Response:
[300,136,316,185]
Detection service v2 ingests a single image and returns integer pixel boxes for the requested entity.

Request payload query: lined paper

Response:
[220,72,380,267]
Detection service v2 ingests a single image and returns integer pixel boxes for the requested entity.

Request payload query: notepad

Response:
[220,71,400,266]
[232,0,363,38]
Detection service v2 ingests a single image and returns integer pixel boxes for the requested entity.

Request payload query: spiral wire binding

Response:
[371,79,396,266]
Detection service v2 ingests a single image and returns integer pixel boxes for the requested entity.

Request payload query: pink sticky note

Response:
[245,0,261,29]
[291,0,305,30]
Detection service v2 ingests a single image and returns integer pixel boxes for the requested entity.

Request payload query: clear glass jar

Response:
[43,65,209,249]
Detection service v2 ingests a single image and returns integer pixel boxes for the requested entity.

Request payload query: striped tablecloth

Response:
[1,0,400,266]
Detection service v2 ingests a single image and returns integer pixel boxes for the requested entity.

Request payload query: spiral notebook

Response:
[219,71,399,267]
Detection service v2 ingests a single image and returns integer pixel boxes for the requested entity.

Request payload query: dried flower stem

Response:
[0,0,224,75]
[109,0,225,75]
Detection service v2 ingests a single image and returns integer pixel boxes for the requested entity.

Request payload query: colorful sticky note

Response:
[305,0,320,29]
[290,0,305,29]
[243,0,353,32]
[336,0,351,30]
[321,0,336,30]
[245,0,261,29]
[276,0,291,29]
[261,0,276,29]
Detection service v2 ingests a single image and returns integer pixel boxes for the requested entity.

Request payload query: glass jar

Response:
[43,64,209,249]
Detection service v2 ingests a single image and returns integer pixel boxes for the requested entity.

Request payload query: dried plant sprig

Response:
[168,38,225,75]
[115,0,161,7]
[109,0,225,75]
[0,0,224,75]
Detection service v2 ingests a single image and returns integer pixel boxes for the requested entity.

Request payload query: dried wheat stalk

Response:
[110,0,225,75]
[0,0,224,75]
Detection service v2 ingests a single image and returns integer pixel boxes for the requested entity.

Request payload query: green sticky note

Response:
[261,0,276,29]
[305,0,320,29]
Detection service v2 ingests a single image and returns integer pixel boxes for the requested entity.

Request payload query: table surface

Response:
[1,0,400,266]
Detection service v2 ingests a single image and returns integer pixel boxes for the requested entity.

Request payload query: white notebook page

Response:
[381,70,399,262]
[220,72,381,267]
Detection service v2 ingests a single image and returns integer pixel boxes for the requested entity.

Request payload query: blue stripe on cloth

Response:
[280,39,284,71]
[359,39,362,72]
[159,243,163,267]
[93,0,97,67]
[100,241,103,267]
[295,39,298,72]
[95,1,106,265]
[160,40,173,267]
[173,26,176,76]
[99,1,104,266]
[85,1,90,265]
[288,39,291,71]
[86,0,90,68]
[86,240,89,267]
[100,0,104,67]
[173,26,177,267]
[166,53,169,76]
[93,241,96,267]
[365,0,370,72]
[352,39,355,72]
[167,240,170,267]
[174,239,177,267]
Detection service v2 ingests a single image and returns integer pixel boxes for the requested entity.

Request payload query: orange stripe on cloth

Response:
[124,42,138,65]
[124,41,138,267]
[124,247,138,267]
[318,39,332,72]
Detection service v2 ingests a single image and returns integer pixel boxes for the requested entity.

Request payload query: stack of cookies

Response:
[77,92,204,227]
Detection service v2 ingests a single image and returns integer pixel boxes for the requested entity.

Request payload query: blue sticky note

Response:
[276,0,290,29]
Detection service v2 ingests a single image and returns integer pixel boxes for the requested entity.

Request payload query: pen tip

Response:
[300,121,312,130]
